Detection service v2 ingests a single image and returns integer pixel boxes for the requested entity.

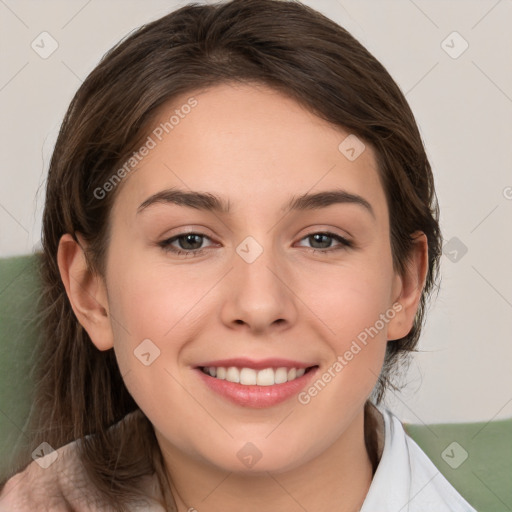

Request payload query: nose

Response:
[219,239,298,335]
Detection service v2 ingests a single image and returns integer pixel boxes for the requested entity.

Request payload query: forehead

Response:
[111,82,387,222]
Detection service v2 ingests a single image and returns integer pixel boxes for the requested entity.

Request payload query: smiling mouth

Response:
[199,365,317,386]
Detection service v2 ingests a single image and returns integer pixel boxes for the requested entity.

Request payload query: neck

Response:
[157,405,379,512]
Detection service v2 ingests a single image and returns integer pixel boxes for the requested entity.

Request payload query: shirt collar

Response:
[360,404,476,512]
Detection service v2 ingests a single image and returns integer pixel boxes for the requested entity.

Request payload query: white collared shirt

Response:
[361,406,477,511]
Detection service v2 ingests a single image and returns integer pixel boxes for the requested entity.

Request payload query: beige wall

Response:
[0,0,510,424]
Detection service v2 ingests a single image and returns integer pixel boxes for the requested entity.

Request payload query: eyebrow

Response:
[137,187,375,218]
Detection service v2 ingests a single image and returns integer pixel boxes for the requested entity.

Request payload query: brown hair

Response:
[6,0,441,509]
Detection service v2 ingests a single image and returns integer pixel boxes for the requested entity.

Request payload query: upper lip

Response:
[195,358,317,370]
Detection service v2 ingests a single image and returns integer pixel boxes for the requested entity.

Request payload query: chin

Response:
[194,437,312,475]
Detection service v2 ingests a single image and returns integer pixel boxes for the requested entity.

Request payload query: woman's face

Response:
[100,82,411,473]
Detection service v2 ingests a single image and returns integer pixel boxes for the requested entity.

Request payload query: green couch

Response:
[1,254,511,510]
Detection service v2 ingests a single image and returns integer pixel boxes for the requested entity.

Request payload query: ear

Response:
[387,231,429,341]
[57,233,114,351]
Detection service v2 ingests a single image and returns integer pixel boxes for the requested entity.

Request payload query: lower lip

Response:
[195,367,319,408]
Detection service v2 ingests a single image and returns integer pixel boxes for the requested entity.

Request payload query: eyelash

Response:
[158,231,353,257]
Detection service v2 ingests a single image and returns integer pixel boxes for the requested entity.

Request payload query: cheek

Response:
[294,266,392,434]
[105,253,222,408]
[105,262,200,436]
[325,279,392,352]
[304,255,395,345]
[299,251,395,392]
[108,255,215,342]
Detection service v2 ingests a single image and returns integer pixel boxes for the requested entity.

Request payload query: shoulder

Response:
[0,411,170,511]
[398,416,476,511]
[361,404,477,512]
[0,440,97,511]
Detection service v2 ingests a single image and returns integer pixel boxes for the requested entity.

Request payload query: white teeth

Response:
[226,366,240,383]
[256,368,275,386]
[240,368,257,385]
[202,365,310,385]
[274,367,288,384]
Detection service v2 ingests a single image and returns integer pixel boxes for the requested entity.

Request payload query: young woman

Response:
[0,0,476,510]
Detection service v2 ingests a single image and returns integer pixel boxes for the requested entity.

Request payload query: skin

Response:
[57,82,428,512]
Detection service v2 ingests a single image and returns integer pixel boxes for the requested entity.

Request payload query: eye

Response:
[296,232,353,253]
[158,230,353,258]
[158,232,215,257]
